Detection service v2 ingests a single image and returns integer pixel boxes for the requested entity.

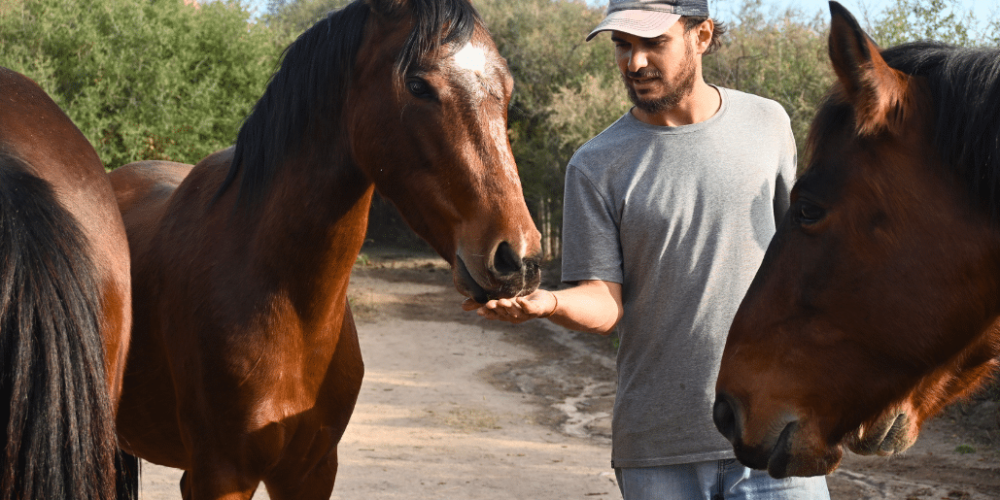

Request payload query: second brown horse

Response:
[714,1,1000,480]
[109,0,541,498]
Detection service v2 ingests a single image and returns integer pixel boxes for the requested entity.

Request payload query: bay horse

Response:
[713,1,1000,478]
[108,0,542,498]
[0,67,134,499]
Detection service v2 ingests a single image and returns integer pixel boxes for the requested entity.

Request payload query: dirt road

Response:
[139,249,999,499]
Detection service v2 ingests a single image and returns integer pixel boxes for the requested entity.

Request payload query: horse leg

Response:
[261,447,338,500]
[178,466,259,500]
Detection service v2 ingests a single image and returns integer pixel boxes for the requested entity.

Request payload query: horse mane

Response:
[220,0,481,209]
[881,42,1000,223]
[809,42,1000,223]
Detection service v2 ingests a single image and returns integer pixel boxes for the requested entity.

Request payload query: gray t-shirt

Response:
[562,87,796,468]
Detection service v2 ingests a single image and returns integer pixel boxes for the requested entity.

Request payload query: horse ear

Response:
[827,1,908,135]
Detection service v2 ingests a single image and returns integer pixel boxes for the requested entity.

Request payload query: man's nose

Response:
[627,49,648,73]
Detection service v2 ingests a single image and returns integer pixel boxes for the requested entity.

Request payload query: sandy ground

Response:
[137,249,999,499]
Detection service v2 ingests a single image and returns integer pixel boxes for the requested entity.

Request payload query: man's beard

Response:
[622,46,697,114]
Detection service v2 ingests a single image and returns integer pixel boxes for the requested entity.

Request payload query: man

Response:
[464,0,830,499]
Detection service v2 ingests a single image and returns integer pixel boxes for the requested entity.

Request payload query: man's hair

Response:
[682,17,726,55]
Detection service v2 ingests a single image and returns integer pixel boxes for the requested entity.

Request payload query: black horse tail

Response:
[0,156,128,499]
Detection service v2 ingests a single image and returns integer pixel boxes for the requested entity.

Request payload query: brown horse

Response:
[108,0,541,498]
[713,1,1000,478]
[0,67,134,499]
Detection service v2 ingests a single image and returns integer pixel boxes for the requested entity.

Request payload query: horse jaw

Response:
[845,405,919,456]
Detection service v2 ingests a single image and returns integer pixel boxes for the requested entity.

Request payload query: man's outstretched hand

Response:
[461,289,558,324]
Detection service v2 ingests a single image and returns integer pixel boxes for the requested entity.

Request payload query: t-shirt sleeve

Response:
[561,163,624,285]
[773,118,797,225]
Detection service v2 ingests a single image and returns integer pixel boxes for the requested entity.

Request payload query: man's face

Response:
[611,20,699,114]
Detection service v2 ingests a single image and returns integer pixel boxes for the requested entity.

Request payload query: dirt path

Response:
[138,249,999,499]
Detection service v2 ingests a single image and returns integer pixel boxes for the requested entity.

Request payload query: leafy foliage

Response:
[263,0,352,44]
[4,0,997,256]
[708,0,833,173]
[0,0,279,168]
[866,0,976,47]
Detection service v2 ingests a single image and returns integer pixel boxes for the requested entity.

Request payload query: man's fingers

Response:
[463,295,534,324]
[495,297,519,309]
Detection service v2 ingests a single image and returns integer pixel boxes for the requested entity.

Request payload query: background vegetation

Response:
[0,0,277,168]
[2,0,997,257]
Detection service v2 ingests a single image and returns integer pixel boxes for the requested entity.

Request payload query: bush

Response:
[0,0,280,168]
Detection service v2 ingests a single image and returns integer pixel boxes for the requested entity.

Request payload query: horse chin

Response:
[757,421,845,479]
[455,255,490,303]
[722,413,843,479]
[846,411,918,456]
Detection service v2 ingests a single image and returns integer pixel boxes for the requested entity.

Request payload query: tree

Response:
[707,0,834,173]
[263,0,351,44]
[0,0,279,169]
[865,0,976,47]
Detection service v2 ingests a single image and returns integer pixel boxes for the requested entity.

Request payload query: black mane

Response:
[881,42,1000,223]
[221,0,481,208]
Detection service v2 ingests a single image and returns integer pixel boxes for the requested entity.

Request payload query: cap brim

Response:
[586,11,681,41]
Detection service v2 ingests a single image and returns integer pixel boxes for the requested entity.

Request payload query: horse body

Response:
[713,1,1000,478]
[0,67,133,499]
[113,147,369,490]
[110,1,541,498]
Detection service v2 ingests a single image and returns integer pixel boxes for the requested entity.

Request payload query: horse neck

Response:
[247,151,374,324]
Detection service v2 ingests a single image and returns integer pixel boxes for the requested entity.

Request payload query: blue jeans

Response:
[615,459,830,500]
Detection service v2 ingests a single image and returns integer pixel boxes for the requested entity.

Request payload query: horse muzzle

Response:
[713,393,844,478]
[454,242,541,303]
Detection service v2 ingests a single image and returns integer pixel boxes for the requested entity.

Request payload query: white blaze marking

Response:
[490,116,520,186]
[453,43,487,74]
[450,42,520,187]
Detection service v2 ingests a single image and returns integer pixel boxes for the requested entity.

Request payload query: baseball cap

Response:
[586,0,710,41]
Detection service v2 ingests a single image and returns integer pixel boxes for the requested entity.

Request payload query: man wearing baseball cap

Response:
[467,0,831,498]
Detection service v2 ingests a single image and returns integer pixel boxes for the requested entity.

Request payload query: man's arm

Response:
[462,280,623,335]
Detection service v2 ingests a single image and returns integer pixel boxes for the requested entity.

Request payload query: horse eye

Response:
[795,201,826,225]
[406,79,435,100]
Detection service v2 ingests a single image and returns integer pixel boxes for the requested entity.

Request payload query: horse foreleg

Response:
[179,467,260,500]
[261,447,338,500]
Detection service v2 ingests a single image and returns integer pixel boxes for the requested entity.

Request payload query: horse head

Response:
[713,1,1000,478]
[345,0,540,302]
[349,0,541,301]
[226,0,542,302]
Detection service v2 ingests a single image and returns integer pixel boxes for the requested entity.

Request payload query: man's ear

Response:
[695,19,714,54]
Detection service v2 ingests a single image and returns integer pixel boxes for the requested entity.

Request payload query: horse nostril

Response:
[492,241,522,276]
[713,393,739,444]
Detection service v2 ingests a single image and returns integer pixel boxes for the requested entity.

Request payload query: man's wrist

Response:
[542,290,559,318]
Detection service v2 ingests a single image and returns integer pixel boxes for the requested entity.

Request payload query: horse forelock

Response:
[393,0,482,80]
[223,0,481,211]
